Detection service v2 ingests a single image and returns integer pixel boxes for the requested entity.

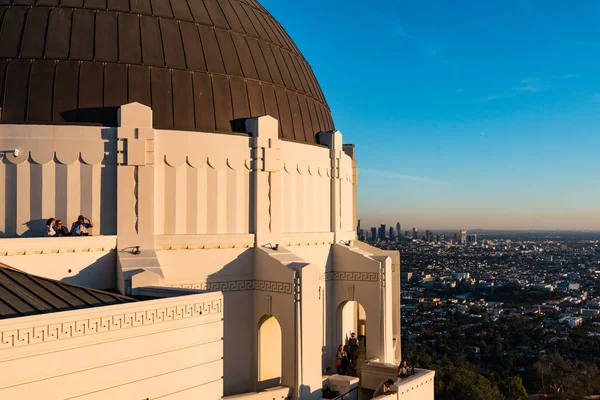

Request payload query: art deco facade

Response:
[0,0,434,398]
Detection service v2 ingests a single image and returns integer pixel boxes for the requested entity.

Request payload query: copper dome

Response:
[0,0,334,143]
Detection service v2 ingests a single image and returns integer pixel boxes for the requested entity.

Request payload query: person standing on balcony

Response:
[70,215,93,236]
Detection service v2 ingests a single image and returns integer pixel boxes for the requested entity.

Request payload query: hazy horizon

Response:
[263,0,600,231]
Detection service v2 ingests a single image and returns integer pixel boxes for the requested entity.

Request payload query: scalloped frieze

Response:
[0,149,108,165]
[79,148,106,165]
[28,147,55,165]
[283,162,331,177]
[173,155,253,170]
[164,152,186,168]
[226,157,247,171]
[55,148,82,165]
[186,154,206,169]
[206,157,226,170]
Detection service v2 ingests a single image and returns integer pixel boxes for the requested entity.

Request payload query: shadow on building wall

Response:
[59,252,117,290]
[205,249,256,396]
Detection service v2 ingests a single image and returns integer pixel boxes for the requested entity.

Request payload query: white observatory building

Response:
[0,0,434,398]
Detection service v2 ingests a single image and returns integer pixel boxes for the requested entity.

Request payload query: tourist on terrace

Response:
[55,220,69,237]
[397,360,410,378]
[372,379,395,398]
[343,345,351,374]
[70,215,93,236]
[44,218,56,237]
[336,345,347,375]
[348,332,359,368]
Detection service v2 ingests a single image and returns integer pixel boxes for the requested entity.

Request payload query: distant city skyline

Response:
[357,217,600,232]
[357,218,600,233]
[263,0,600,230]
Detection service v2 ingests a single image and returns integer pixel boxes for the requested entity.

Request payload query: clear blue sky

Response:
[261,0,600,230]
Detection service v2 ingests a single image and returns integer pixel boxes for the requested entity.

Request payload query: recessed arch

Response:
[258,315,282,389]
[335,301,366,374]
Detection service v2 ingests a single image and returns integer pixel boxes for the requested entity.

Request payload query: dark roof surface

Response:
[0,263,136,320]
[0,0,334,144]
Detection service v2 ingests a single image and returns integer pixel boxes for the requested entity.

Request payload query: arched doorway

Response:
[258,316,282,390]
[336,301,366,375]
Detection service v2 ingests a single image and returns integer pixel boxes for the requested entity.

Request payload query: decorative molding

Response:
[283,162,330,178]
[281,232,334,246]
[155,234,254,250]
[323,271,380,282]
[169,279,293,295]
[0,237,117,257]
[0,298,222,349]
[0,150,109,166]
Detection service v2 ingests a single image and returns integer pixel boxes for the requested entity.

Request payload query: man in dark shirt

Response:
[348,332,360,370]
[55,220,69,236]
[71,215,93,236]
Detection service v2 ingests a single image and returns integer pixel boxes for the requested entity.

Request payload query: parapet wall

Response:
[0,120,355,239]
[0,291,224,399]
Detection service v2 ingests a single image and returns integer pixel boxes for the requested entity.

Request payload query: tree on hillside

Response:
[534,352,600,399]
[500,376,528,400]
[434,364,504,400]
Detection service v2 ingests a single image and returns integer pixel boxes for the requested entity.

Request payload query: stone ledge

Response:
[0,236,117,256]
[155,234,255,250]
[281,232,334,246]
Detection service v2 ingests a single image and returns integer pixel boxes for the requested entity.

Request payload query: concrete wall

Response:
[362,363,435,400]
[356,241,402,364]
[158,245,255,396]
[0,291,224,399]
[224,386,291,400]
[154,130,252,235]
[0,121,355,240]
[280,141,331,234]
[0,236,117,290]
[0,125,117,237]
[330,244,388,364]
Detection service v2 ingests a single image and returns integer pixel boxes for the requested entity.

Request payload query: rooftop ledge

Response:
[361,361,435,399]
[0,235,117,256]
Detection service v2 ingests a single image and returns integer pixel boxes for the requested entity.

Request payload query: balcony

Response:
[360,361,435,400]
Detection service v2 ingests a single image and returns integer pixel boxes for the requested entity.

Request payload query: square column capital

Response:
[247,116,281,173]
[118,102,153,128]
[246,115,279,141]
[318,130,343,153]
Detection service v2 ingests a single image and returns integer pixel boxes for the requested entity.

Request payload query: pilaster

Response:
[318,131,343,243]
[116,103,163,293]
[343,144,358,241]
[246,116,282,247]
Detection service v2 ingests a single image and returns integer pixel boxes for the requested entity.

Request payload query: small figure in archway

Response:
[336,345,347,375]
[348,332,359,372]
[342,345,351,374]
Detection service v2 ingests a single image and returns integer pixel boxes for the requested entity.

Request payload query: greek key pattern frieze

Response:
[0,299,222,349]
[323,272,380,282]
[169,279,293,295]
